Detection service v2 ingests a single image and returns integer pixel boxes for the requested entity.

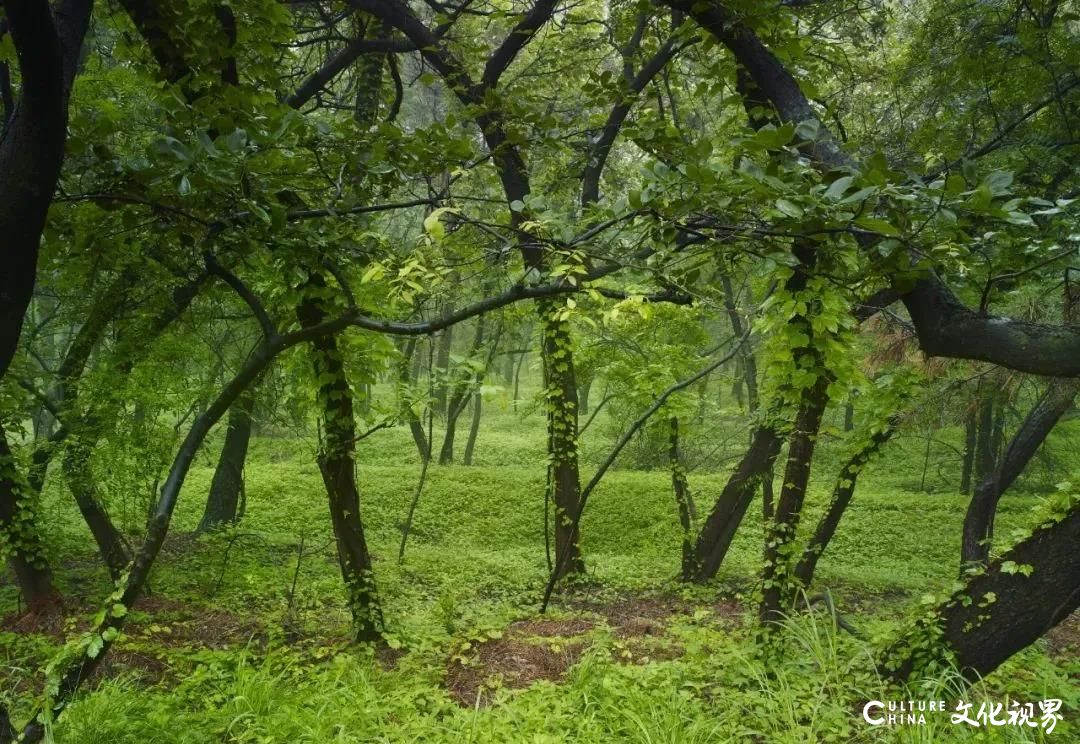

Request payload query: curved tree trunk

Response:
[691,424,782,581]
[0,0,92,379]
[885,502,1080,682]
[463,393,482,465]
[297,277,382,643]
[198,390,255,532]
[61,436,129,578]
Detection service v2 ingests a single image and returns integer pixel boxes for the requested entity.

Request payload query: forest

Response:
[1,0,1078,741]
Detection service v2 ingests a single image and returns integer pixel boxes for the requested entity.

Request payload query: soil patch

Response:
[445,634,584,708]
[1046,611,1080,658]
[507,617,595,638]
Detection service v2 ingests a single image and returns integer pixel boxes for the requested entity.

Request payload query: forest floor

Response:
[2,402,1078,742]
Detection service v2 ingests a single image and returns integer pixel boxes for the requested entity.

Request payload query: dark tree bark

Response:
[688,290,896,583]
[691,425,782,581]
[0,424,61,613]
[886,502,1080,682]
[793,419,899,589]
[693,240,819,584]
[351,16,388,122]
[0,702,13,744]
[198,390,255,532]
[0,0,93,379]
[297,277,382,643]
[670,417,695,580]
[962,379,1078,565]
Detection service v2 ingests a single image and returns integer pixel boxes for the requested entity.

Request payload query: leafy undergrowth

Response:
[2,418,1077,741]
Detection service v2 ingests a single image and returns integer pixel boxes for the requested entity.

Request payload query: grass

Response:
[2,389,1077,742]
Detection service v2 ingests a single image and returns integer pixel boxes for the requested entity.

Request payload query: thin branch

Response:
[204,254,278,340]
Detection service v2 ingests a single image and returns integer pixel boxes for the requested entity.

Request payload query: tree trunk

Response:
[670,417,695,581]
[691,424,782,581]
[794,418,899,588]
[61,436,129,579]
[0,0,92,379]
[0,424,61,613]
[959,401,977,494]
[198,390,255,532]
[1,702,14,744]
[579,377,592,416]
[692,244,820,584]
[759,374,830,624]
[438,408,460,464]
[439,316,486,465]
[961,380,1078,566]
[541,303,584,580]
[885,502,1080,682]
[973,388,996,487]
[719,273,758,413]
[513,348,527,412]
[397,338,430,462]
[433,324,453,416]
[297,278,382,643]
[463,394,482,465]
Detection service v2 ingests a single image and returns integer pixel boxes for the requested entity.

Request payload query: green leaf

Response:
[423,207,458,242]
[775,198,803,218]
[854,217,899,236]
[824,176,854,201]
[86,634,104,659]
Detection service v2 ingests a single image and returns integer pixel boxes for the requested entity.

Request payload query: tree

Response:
[0,0,92,379]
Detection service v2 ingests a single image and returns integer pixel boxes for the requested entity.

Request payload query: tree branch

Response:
[285,36,415,110]
[481,0,558,90]
[204,254,279,340]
